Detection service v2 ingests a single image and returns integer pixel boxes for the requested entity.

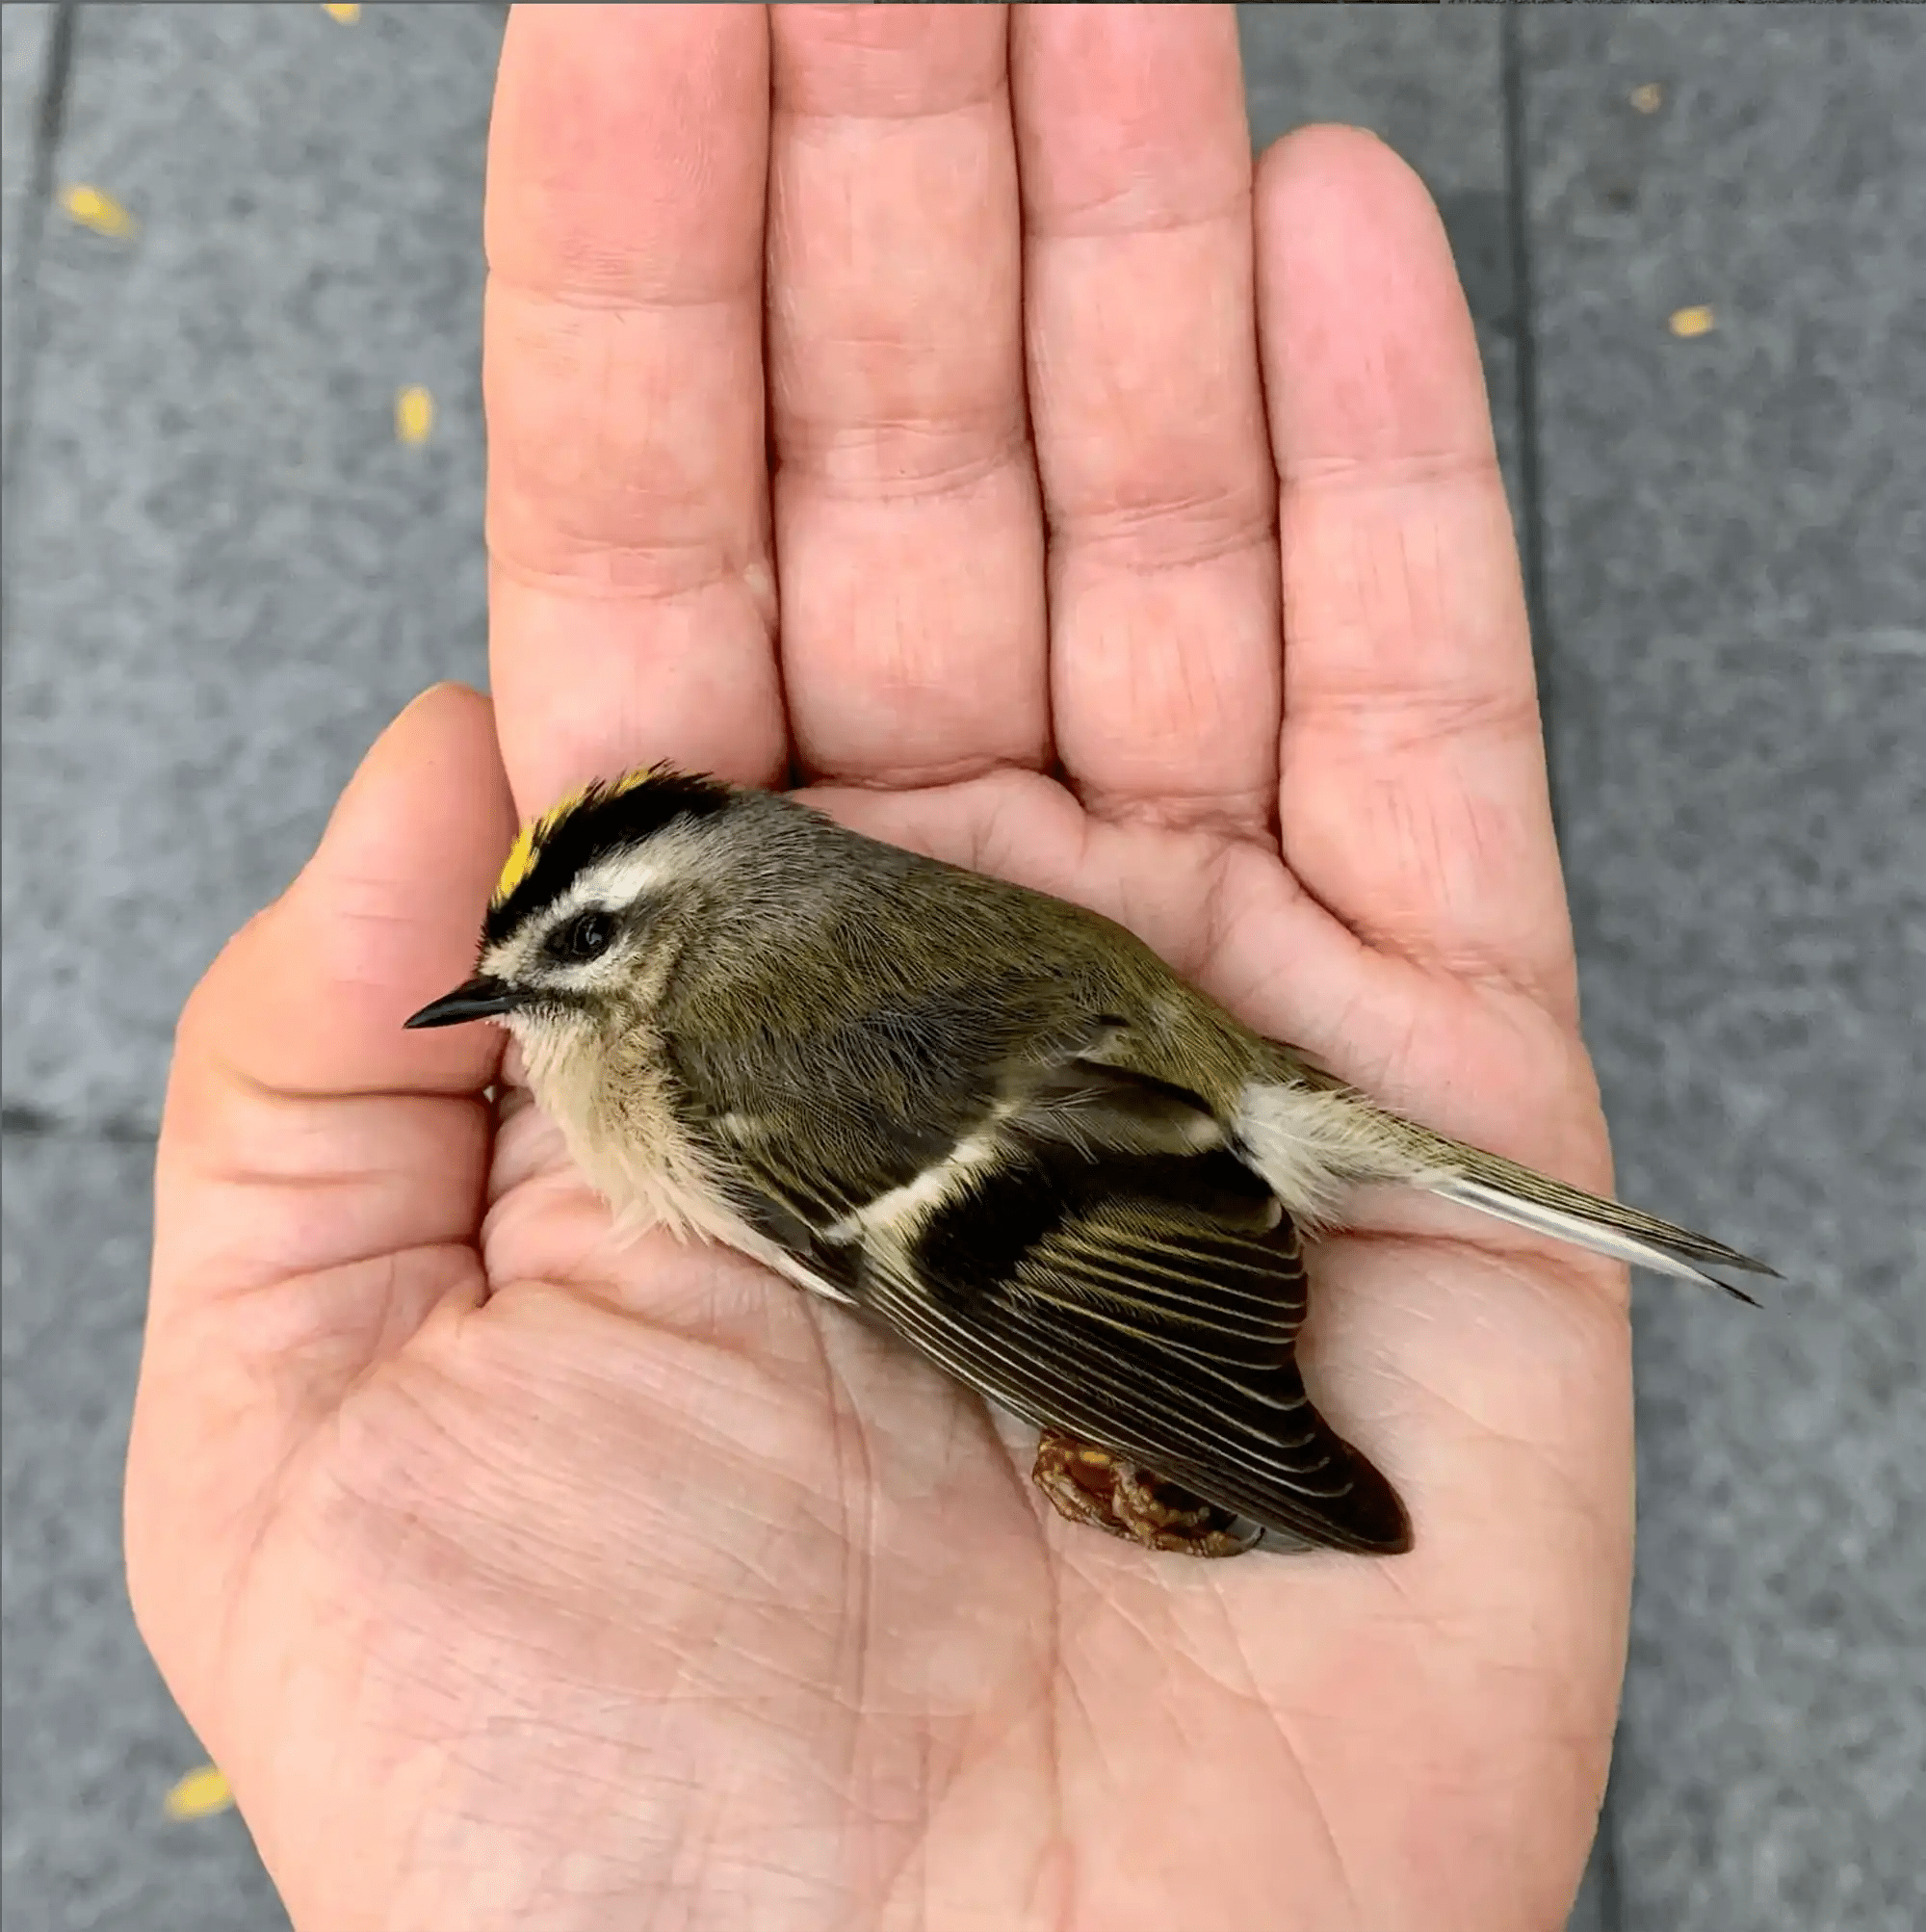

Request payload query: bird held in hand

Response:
[407,769,1773,1559]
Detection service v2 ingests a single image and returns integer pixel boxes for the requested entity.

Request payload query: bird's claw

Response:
[1031,1431,1262,1558]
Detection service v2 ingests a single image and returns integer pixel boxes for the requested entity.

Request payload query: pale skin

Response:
[126,9,1630,1929]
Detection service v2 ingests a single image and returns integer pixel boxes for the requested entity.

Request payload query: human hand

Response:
[128,9,1626,1929]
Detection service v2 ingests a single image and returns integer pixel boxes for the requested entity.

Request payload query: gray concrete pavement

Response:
[2,1134,286,1931]
[2,0,495,1132]
[4,7,1918,1929]
[1523,13,1926,1930]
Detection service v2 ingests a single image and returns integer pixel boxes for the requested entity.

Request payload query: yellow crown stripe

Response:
[490,765,662,907]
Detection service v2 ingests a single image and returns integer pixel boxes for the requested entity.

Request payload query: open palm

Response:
[127,11,1628,1930]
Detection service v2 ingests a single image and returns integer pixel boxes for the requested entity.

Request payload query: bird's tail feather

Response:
[1243,1054,1775,1297]
[1420,1146,1776,1302]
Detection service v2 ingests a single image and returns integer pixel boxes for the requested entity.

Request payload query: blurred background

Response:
[2,6,1919,1929]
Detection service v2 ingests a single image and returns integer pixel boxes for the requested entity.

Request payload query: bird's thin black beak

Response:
[403,976,522,1030]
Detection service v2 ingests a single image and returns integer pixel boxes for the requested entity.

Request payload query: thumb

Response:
[150,673,516,1344]
[184,681,516,1105]
[130,685,514,1696]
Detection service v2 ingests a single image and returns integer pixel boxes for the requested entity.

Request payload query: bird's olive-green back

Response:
[651,799,1271,1216]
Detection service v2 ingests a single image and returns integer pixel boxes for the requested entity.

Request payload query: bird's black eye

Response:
[551,909,617,963]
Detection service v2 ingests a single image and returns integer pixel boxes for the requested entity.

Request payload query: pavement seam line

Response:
[0,0,80,654]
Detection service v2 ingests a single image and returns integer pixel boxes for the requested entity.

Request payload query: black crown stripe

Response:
[482,770,730,948]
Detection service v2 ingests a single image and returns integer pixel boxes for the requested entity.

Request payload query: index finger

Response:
[485,4,785,811]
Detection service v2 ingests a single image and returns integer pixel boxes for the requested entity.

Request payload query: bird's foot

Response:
[1031,1431,1262,1558]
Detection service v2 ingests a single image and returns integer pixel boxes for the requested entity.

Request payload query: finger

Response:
[485,4,784,811]
[1257,128,1576,1009]
[147,683,514,1352]
[133,684,517,1692]
[768,3,1048,787]
[1014,3,1280,840]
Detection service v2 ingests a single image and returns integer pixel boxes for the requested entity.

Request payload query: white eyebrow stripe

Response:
[570,845,678,907]
[480,838,698,980]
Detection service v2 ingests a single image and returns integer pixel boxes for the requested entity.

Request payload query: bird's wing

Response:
[674,1000,1191,1248]
[709,1045,1409,1553]
[670,983,1058,1235]
[870,1094,1408,1553]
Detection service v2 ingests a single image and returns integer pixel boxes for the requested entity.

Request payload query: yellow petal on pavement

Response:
[163,1764,233,1820]
[1668,305,1717,339]
[395,385,434,445]
[59,184,137,239]
[322,3,361,21]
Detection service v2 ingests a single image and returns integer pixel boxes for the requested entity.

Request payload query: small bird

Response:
[406,768,1773,1558]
